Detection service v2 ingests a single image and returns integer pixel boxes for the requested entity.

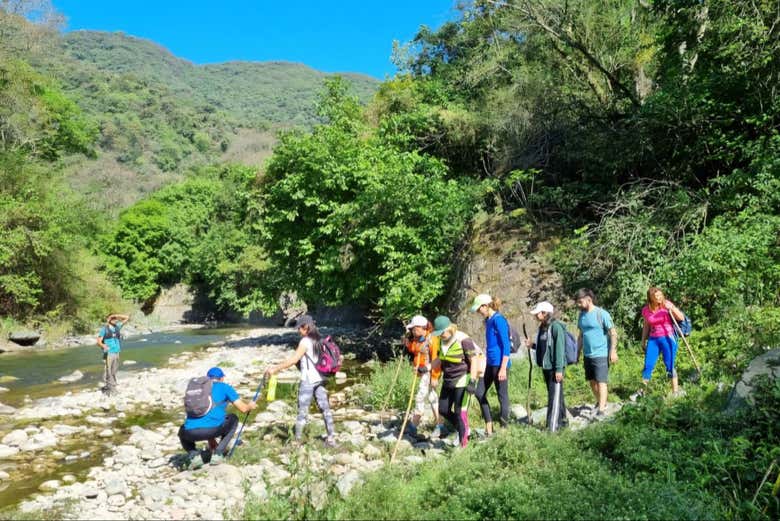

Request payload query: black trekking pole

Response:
[522,322,533,426]
[228,375,267,458]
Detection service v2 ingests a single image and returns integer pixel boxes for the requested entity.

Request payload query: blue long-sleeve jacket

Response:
[485,312,512,368]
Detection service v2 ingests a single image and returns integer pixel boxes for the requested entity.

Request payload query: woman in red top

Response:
[640,287,685,394]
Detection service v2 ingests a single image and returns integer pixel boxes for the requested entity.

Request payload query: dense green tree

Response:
[258,78,484,320]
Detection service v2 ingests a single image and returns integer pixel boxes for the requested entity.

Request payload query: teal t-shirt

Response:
[577,308,614,358]
[99,322,123,354]
[183,381,239,430]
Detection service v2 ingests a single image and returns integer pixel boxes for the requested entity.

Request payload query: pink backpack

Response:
[311,336,343,377]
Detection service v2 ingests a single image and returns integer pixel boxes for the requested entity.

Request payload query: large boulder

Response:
[8,330,40,346]
[726,348,780,412]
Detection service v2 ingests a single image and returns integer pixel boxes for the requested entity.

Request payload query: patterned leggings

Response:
[296,381,335,439]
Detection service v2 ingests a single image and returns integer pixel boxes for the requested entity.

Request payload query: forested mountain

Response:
[59,30,379,128]
[0,12,378,205]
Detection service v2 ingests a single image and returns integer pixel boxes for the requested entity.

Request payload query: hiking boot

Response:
[209,454,224,466]
[187,452,204,470]
[323,437,337,448]
[430,424,447,439]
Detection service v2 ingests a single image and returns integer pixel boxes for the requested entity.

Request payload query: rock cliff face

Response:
[444,216,570,343]
[145,284,216,324]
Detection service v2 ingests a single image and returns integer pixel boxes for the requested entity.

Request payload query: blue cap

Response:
[206,367,225,379]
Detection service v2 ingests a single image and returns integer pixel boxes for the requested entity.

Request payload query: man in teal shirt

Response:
[97,313,130,396]
[575,289,618,416]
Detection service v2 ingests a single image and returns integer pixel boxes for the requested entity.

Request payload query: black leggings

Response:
[178,413,239,456]
[478,366,510,427]
[438,386,469,445]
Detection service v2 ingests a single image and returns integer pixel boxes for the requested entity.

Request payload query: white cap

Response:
[530,301,554,314]
[405,315,428,330]
[469,293,492,312]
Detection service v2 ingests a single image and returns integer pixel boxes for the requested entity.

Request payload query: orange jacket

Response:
[405,324,441,379]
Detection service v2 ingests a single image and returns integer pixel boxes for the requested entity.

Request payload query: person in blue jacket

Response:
[470,293,511,434]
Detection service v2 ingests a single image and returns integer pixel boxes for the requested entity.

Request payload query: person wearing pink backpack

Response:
[265,315,336,447]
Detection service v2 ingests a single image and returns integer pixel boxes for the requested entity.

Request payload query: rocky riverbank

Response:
[4,326,627,519]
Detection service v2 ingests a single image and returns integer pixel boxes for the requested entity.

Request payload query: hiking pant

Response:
[642,336,678,380]
[438,385,469,447]
[543,369,567,432]
[413,371,438,418]
[178,413,238,456]
[296,381,335,440]
[103,352,119,391]
[478,366,510,427]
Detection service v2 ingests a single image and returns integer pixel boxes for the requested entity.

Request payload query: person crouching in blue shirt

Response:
[178,367,257,469]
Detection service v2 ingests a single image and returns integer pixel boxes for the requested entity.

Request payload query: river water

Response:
[0,326,252,509]
[0,327,246,408]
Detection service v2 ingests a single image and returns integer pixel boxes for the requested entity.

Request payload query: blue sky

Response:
[52,1,458,79]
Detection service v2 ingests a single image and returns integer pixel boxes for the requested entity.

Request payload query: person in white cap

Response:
[525,301,568,432]
[403,315,444,438]
[470,293,511,434]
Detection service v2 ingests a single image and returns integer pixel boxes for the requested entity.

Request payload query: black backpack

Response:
[184,376,213,418]
[508,325,522,354]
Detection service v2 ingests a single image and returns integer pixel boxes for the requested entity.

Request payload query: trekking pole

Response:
[668,312,702,379]
[227,375,267,458]
[380,347,405,426]
[391,369,419,463]
[522,323,533,425]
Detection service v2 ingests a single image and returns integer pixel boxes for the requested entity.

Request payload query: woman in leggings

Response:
[430,316,482,448]
[640,287,685,396]
[470,293,511,434]
[265,315,336,447]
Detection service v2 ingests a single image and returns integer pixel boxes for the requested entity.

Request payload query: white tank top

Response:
[299,337,323,385]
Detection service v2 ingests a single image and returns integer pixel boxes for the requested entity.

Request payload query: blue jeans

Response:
[642,336,678,380]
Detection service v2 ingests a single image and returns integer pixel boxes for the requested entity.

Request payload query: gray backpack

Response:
[184,376,213,418]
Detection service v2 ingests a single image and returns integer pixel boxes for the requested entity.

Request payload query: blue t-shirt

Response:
[577,307,614,358]
[184,381,239,430]
[485,312,512,368]
[98,322,123,354]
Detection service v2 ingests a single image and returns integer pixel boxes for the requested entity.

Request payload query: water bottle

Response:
[266,374,278,401]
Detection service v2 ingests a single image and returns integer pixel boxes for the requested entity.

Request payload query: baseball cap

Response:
[207,367,225,379]
[294,315,315,328]
[469,293,492,312]
[405,315,428,330]
[431,316,452,336]
[529,301,554,314]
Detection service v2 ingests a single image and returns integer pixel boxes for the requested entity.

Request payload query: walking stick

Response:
[668,312,702,380]
[522,323,533,425]
[391,369,419,463]
[380,347,405,426]
[228,375,267,458]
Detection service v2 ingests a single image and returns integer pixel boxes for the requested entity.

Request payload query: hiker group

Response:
[98,284,690,466]
[397,284,691,444]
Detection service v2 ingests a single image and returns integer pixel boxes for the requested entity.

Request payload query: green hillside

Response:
[0,16,378,206]
[59,31,379,128]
